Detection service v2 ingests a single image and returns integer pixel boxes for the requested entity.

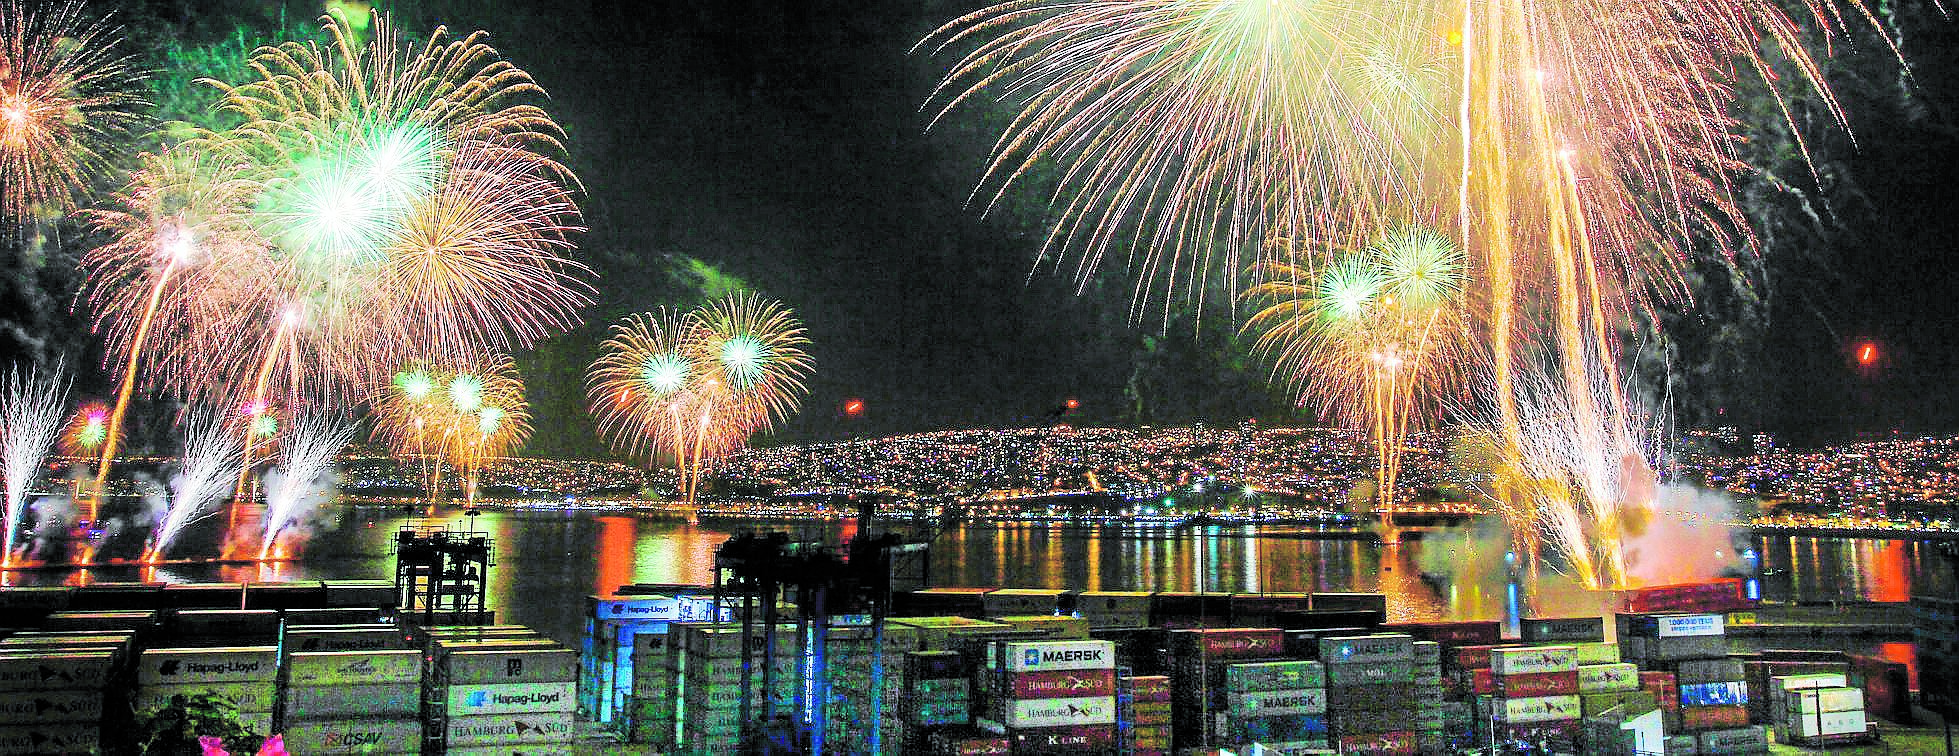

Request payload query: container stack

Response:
[979,639,1118,754]
[578,591,729,731]
[1486,645,1582,750]
[1778,686,1867,745]
[1621,612,1749,743]
[279,648,422,755]
[1769,673,1863,746]
[1322,633,1418,754]
[0,639,119,754]
[1168,628,1284,750]
[134,646,280,737]
[1221,659,1328,752]
[1119,674,1171,756]
[624,629,671,746]
[900,650,972,751]
[426,635,578,754]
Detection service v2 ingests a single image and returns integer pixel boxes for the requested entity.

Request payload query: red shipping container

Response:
[936,736,1010,756]
[1472,668,1497,695]
[1008,725,1116,754]
[1848,653,1913,723]
[1381,620,1502,646]
[1639,671,1676,686]
[1679,704,1748,730]
[1338,731,1418,754]
[1170,628,1285,659]
[1009,668,1116,699]
[1124,675,1172,703]
[1496,670,1580,697]
[1448,644,1513,671]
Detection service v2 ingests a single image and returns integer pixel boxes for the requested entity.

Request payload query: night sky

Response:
[24,0,1959,455]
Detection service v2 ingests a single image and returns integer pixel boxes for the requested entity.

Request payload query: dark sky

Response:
[32,0,1959,455]
[446,0,1959,451]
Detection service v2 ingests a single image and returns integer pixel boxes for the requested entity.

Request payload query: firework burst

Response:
[1,361,69,566]
[370,353,529,507]
[590,296,812,504]
[0,0,144,221]
[1247,226,1465,516]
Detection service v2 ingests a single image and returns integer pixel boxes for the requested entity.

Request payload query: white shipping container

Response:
[281,683,418,719]
[1228,688,1327,717]
[445,681,577,716]
[0,653,115,692]
[444,747,574,756]
[444,711,576,747]
[0,723,95,755]
[1785,687,1864,715]
[1653,614,1725,638]
[1572,642,1620,665]
[1491,646,1578,676]
[137,647,279,685]
[1578,663,1641,693]
[998,640,1116,673]
[1784,709,1866,738]
[441,648,578,685]
[279,717,420,755]
[1494,695,1582,724]
[1001,695,1116,728]
[0,689,101,724]
[280,627,403,654]
[1770,673,1848,694]
[285,650,421,685]
[133,682,275,714]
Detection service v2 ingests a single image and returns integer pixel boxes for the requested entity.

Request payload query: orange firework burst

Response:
[370,353,530,507]
[0,0,144,221]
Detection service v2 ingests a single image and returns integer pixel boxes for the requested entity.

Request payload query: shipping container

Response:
[133,682,276,714]
[443,711,576,747]
[1491,646,1577,676]
[444,681,577,716]
[0,722,95,755]
[0,690,101,724]
[1225,660,1326,692]
[281,682,418,719]
[1520,617,1605,643]
[136,646,278,685]
[1577,663,1640,693]
[1002,695,1116,728]
[280,717,419,755]
[438,648,577,685]
[1494,695,1582,724]
[281,626,404,654]
[1229,688,1327,717]
[995,639,1115,673]
[286,649,420,685]
[1318,634,1414,665]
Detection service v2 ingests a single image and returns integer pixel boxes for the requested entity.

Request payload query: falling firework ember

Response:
[1,362,69,567]
[143,412,242,563]
[0,0,144,222]
[259,412,354,561]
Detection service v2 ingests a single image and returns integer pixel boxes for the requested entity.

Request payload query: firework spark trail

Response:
[0,0,144,222]
[0,362,69,567]
[259,412,354,560]
[1467,348,1660,589]
[143,413,242,563]
[81,149,269,512]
